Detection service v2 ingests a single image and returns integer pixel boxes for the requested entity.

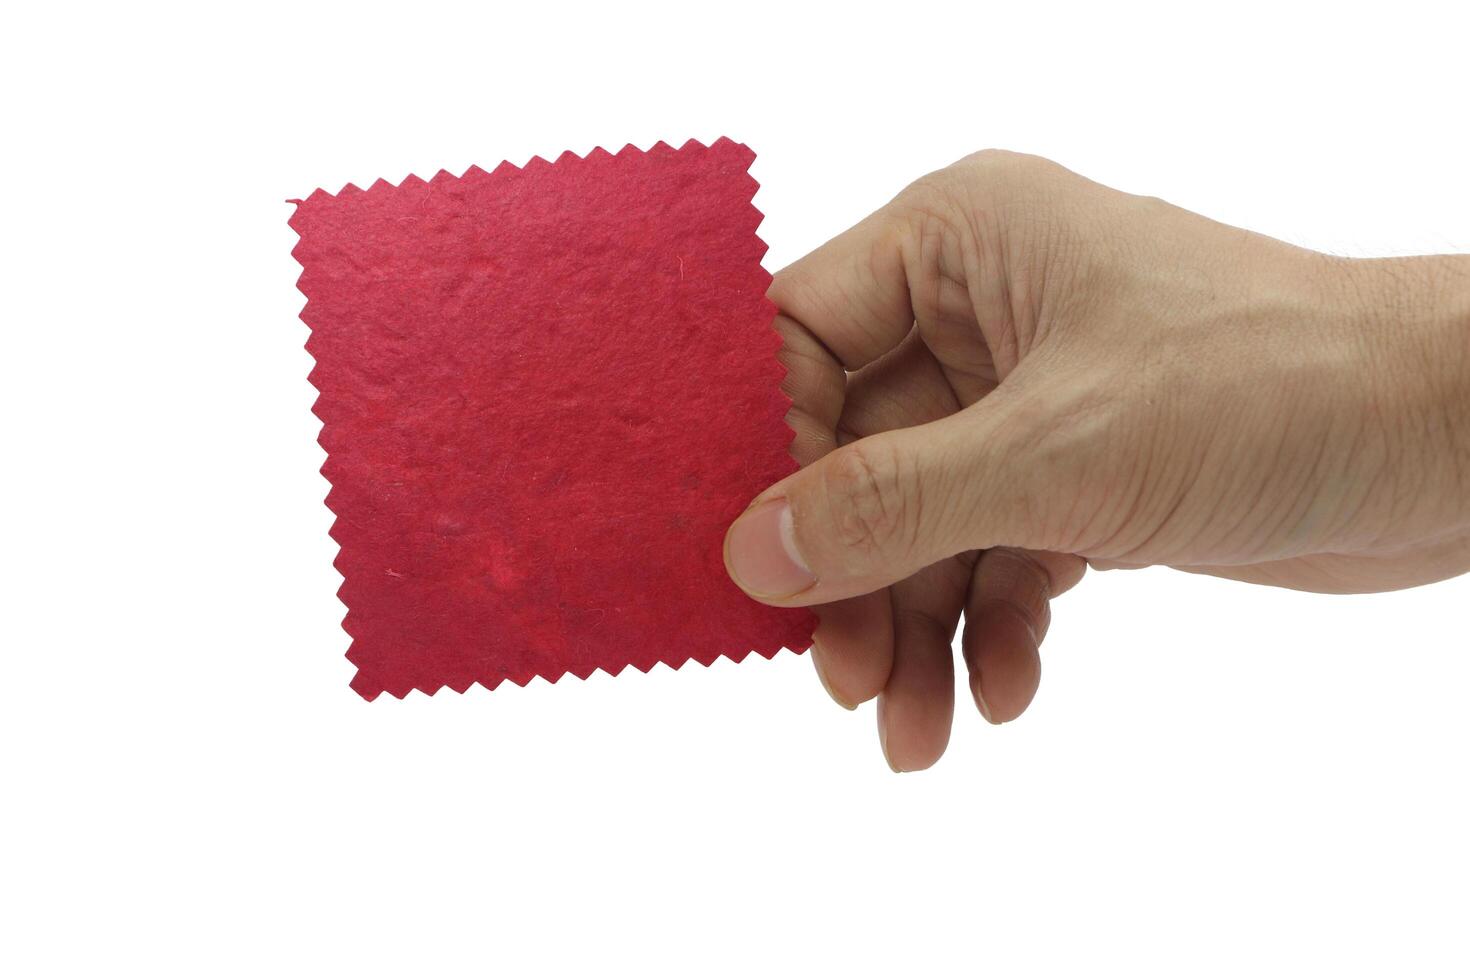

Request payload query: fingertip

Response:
[808,592,894,708]
[972,680,995,724]
[811,640,858,710]
[723,498,817,602]
[965,600,1042,724]
[877,695,900,772]
[877,690,951,773]
[1032,550,1088,597]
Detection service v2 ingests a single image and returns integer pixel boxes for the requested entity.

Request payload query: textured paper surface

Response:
[290,139,815,699]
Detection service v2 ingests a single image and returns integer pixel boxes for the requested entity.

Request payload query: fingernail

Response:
[877,696,904,773]
[972,677,998,725]
[724,499,815,599]
[811,641,857,710]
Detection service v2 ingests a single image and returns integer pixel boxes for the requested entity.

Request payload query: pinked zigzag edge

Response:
[287,138,815,700]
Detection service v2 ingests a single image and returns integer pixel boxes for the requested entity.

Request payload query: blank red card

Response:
[290,139,815,699]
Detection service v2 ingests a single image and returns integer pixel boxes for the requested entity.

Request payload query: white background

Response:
[4,2,1468,976]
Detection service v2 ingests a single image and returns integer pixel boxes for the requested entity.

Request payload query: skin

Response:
[722,151,1470,772]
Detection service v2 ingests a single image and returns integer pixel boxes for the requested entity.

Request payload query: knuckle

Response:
[955,148,1062,186]
[892,171,968,242]
[894,153,1080,297]
[767,265,819,318]
[898,168,959,207]
[897,152,1051,215]
[821,442,914,565]
[978,549,1053,632]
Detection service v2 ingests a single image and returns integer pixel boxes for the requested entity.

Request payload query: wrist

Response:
[1333,254,1470,531]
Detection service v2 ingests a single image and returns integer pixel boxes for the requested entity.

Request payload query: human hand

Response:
[723,151,1470,770]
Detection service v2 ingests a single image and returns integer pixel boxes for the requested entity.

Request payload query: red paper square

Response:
[290,139,815,699]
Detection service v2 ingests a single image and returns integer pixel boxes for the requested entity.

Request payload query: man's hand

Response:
[723,151,1470,771]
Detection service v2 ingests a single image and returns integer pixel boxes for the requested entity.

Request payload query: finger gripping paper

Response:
[289,139,815,700]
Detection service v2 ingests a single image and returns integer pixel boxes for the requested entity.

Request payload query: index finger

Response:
[768,196,920,372]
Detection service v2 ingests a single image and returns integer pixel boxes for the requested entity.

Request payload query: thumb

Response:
[723,388,1064,606]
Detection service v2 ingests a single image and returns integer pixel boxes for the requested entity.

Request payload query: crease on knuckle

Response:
[824,442,913,568]
[978,549,1052,634]
[892,604,951,644]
